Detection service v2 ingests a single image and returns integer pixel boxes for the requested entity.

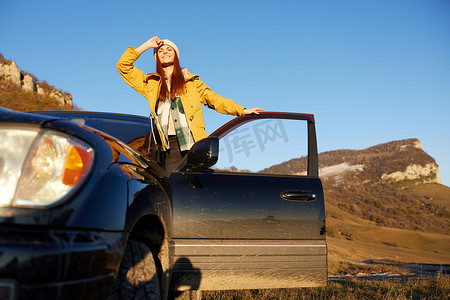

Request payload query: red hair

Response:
[156,52,186,101]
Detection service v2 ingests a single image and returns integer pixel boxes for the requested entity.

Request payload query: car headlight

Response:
[0,126,94,207]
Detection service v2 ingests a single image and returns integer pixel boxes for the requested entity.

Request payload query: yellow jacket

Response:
[116,46,245,149]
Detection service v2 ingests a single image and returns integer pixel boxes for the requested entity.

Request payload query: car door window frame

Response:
[177,112,319,177]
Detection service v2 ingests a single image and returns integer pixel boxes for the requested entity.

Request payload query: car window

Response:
[213,119,308,175]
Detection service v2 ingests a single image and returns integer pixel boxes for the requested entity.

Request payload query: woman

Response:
[117,36,263,173]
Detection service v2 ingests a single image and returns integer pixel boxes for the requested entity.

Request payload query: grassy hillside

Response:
[326,200,450,268]
[401,183,450,210]
[323,181,450,235]
[0,79,76,111]
[325,181,449,269]
[311,139,448,236]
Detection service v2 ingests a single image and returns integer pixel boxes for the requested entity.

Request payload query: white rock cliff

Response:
[381,163,441,184]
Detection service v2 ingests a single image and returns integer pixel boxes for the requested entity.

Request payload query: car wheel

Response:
[109,240,160,300]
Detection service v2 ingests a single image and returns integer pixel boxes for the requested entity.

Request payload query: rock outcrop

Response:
[381,162,441,184]
[48,89,73,107]
[0,57,73,107]
[22,73,36,92]
[0,61,21,86]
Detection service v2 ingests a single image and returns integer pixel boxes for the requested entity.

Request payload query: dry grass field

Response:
[202,277,449,299]
[326,203,450,266]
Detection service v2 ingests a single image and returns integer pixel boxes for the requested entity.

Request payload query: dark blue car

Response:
[0,108,326,299]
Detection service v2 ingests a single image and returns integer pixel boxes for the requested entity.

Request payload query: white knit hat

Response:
[153,39,180,61]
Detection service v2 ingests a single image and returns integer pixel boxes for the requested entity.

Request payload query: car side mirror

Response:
[182,137,219,172]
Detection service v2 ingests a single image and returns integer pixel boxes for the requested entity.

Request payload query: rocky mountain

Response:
[264,138,448,235]
[319,139,440,185]
[263,138,440,185]
[0,54,73,109]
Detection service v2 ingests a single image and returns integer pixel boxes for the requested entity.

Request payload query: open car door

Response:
[169,112,327,291]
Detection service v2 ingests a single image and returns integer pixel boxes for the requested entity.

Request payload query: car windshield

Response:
[30,111,153,144]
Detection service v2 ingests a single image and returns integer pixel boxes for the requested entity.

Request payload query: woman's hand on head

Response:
[136,36,164,54]
[146,36,164,48]
[241,108,265,116]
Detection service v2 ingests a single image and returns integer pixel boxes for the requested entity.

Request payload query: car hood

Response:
[0,107,59,126]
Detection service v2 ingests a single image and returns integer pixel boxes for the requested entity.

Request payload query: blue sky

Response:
[1,0,449,185]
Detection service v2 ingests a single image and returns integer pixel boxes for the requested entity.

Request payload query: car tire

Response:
[109,240,160,300]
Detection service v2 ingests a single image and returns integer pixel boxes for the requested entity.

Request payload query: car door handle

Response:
[280,191,317,202]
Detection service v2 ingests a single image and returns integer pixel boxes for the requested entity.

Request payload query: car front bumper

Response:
[0,226,127,300]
